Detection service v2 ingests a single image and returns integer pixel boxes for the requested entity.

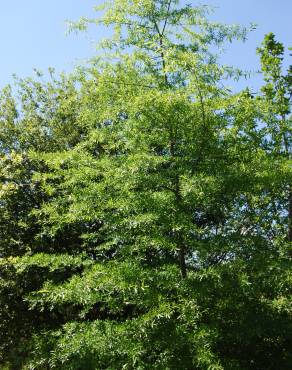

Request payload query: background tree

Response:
[257,33,292,244]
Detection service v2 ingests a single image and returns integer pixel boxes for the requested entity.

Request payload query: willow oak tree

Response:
[0,0,291,369]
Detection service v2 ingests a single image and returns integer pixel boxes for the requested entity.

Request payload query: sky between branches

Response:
[0,0,291,91]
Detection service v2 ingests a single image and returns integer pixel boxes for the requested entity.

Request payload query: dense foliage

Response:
[0,1,291,369]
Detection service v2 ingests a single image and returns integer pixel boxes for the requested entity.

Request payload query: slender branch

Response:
[94,79,155,89]
[153,19,161,37]
[112,21,153,30]
[152,5,171,86]
[161,0,172,37]
[192,69,207,127]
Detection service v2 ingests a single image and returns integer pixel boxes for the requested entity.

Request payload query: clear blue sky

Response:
[0,0,291,91]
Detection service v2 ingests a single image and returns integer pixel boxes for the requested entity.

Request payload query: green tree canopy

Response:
[0,1,291,369]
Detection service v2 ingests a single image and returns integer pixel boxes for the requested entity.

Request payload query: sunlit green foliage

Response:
[0,1,291,369]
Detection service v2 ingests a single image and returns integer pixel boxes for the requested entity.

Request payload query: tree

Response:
[257,33,292,244]
[0,72,94,367]
[0,1,291,369]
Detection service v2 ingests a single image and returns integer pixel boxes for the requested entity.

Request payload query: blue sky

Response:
[0,0,291,90]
